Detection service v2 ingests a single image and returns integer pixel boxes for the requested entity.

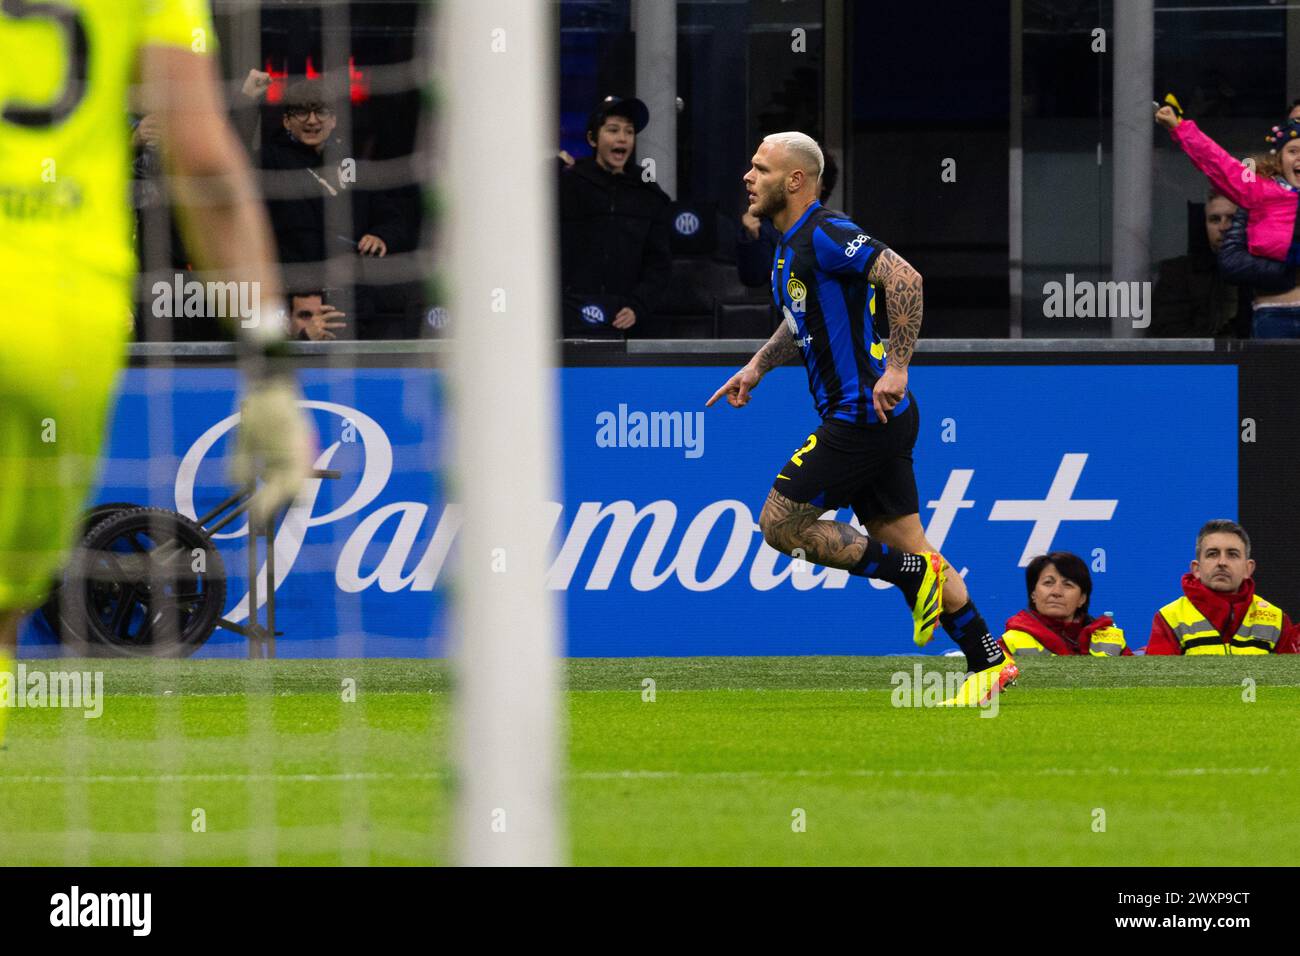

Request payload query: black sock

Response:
[848,542,929,602]
[940,600,1005,671]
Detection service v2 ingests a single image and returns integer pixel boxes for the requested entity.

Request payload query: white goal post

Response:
[440,0,564,867]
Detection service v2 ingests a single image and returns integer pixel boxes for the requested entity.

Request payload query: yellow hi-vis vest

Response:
[1002,625,1127,656]
[1157,594,1283,655]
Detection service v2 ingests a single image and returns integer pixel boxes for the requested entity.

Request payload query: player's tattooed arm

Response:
[868,248,923,369]
[749,320,801,375]
[709,323,798,408]
[759,489,869,570]
[712,317,800,408]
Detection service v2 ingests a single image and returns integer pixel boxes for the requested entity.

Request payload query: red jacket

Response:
[1000,608,1131,656]
[1146,573,1300,655]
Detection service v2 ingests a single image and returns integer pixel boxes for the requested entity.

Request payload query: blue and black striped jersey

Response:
[770,200,905,424]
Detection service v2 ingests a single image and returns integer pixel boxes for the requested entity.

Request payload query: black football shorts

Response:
[771,396,920,524]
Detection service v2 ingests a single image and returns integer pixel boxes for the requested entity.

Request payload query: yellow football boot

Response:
[939,655,1020,707]
[911,552,946,647]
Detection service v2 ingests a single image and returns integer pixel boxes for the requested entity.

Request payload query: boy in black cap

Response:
[585,95,649,175]
[558,95,671,335]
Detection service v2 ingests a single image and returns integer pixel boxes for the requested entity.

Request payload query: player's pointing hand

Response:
[706,365,762,408]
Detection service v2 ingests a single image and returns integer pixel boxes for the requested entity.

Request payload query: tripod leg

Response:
[247,509,261,659]
[266,509,277,659]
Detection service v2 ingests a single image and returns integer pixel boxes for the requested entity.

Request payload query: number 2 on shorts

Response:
[790,433,817,467]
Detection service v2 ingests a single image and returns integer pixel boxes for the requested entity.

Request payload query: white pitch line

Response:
[0,766,1285,785]
[568,766,1284,780]
[0,771,448,785]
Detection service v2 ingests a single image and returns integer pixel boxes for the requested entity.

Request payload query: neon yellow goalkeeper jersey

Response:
[0,0,213,612]
[0,0,214,287]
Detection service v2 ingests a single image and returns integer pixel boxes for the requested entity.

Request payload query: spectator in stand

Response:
[1147,519,1300,655]
[236,68,273,152]
[237,77,410,336]
[1149,189,1250,337]
[1157,100,1300,337]
[289,292,348,341]
[261,79,400,263]
[1217,154,1300,320]
[999,551,1129,657]
[737,149,839,289]
[130,113,181,268]
[1184,97,1300,325]
[131,112,234,342]
[558,95,672,335]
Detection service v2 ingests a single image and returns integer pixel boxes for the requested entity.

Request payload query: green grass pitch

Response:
[1,656,1297,865]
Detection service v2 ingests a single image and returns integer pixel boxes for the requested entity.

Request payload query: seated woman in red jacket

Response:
[1000,551,1129,657]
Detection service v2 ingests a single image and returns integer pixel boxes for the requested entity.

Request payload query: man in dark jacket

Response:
[255,79,409,336]
[261,80,405,265]
[559,96,672,335]
[1146,519,1300,655]
[1149,190,1251,337]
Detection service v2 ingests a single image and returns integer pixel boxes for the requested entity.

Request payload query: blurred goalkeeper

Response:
[0,0,315,747]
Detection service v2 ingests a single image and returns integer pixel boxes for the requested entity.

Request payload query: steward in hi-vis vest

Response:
[1001,609,1129,657]
[1147,521,1300,655]
[999,551,1129,656]
[1148,573,1297,655]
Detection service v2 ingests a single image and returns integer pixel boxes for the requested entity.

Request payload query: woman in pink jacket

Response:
[1157,101,1300,337]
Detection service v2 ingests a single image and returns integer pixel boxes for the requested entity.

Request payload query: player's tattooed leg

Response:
[759,489,937,604]
[758,488,869,569]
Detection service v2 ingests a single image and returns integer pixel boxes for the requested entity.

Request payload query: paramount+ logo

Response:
[170,405,1118,600]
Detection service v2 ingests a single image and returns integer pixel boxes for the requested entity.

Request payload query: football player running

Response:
[707,132,1017,705]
